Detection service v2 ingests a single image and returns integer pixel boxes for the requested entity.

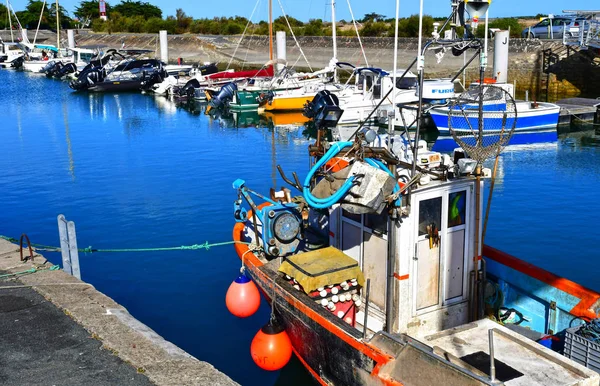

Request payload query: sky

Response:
[8,0,596,21]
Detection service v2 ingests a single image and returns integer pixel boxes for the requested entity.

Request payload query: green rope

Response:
[0,235,250,254]
[0,264,60,279]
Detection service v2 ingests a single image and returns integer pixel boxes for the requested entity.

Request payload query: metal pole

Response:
[57,215,71,275]
[411,0,425,179]
[391,0,400,134]
[489,329,496,382]
[268,0,273,61]
[66,220,81,280]
[385,209,397,333]
[331,0,337,60]
[56,0,60,51]
[7,0,13,42]
[362,278,371,339]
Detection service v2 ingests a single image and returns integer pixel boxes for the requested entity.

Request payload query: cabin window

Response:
[448,191,466,228]
[364,211,388,236]
[418,197,442,236]
[357,75,364,90]
[373,77,382,99]
[365,75,373,92]
[396,76,417,90]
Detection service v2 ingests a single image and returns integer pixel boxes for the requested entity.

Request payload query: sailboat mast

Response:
[7,0,14,42]
[331,0,337,59]
[56,0,60,50]
[268,0,273,61]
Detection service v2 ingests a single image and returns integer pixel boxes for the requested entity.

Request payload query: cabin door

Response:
[413,188,471,314]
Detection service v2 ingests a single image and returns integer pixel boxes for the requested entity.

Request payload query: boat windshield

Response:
[396,76,418,89]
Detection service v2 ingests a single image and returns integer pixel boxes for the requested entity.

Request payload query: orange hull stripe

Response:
[483,245,600,320]
[232,221,394,364]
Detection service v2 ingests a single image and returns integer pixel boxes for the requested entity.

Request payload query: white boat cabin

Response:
[328,170,477,337]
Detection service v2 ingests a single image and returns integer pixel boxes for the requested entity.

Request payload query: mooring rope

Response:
[0,264,60,279]
[0,236,250,254]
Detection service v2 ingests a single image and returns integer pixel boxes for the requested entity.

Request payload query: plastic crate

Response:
[564,325,600,373]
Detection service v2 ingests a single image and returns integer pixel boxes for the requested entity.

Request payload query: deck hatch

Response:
[459,351,524,382]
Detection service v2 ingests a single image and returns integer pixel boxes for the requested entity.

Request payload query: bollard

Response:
[67,30,76,49]
[159,30,168,63]
[276,31,286,74]
[57,215,81,279]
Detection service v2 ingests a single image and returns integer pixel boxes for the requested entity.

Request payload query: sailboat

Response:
[19,0,73,73]
[226,1,600,385]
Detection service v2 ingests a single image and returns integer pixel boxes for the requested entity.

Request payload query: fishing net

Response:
[448,85,517,163]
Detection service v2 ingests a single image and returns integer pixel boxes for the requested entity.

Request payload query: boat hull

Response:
[88,80,145,92]
[263,95,315,112]
[429,101,560,145]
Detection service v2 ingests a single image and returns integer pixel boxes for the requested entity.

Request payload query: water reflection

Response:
[62,99,76,180]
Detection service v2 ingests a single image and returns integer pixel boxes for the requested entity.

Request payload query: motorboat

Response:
[429,82,560,146]
[70,50,167,92]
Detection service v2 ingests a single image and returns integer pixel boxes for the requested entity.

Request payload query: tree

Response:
[175,8,192,34]
[0,3,8,29]
[361,12,385,23]
[74,0,112,20]
[112,0,161,19]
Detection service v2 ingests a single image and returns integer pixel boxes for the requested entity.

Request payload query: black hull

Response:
[88,80,145,93]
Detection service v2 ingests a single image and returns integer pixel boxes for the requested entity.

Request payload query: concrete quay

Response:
[0,238,237,386]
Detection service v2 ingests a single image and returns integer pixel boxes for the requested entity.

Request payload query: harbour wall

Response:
[3,30,597,100]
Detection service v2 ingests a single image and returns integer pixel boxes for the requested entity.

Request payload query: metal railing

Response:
[563,19,600,49]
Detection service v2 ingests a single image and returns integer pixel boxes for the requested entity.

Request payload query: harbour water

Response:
[1,70,599,385]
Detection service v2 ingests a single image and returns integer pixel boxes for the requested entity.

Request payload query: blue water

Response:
[1,70,600,385]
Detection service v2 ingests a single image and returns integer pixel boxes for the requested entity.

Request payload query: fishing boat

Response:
[226,2,600,385]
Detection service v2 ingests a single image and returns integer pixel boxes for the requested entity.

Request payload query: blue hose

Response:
[303,142,400,209]
[303,142,355,209]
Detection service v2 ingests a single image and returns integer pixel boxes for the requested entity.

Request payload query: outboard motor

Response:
[10,56,24,69]
[303,90,344,128]
[209,82,237,108]
[175,78,201,99]
[40,60,58,74]
[197,62,218,76]
[69,67,104,91]
[55,62,77,79]
[257,90,275,106]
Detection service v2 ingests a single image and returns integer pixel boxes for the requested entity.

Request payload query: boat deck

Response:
[422,319,599,386]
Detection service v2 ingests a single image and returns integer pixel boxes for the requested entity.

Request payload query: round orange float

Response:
[250,318,293,371]
[225,272,261,318]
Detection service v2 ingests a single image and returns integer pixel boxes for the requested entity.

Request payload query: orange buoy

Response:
[225,272,261,318]
[250,318,293,371]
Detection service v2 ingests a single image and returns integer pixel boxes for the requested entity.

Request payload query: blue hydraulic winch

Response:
[233,179,303,257]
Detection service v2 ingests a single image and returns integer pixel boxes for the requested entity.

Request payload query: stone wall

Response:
[4,30,598,100]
